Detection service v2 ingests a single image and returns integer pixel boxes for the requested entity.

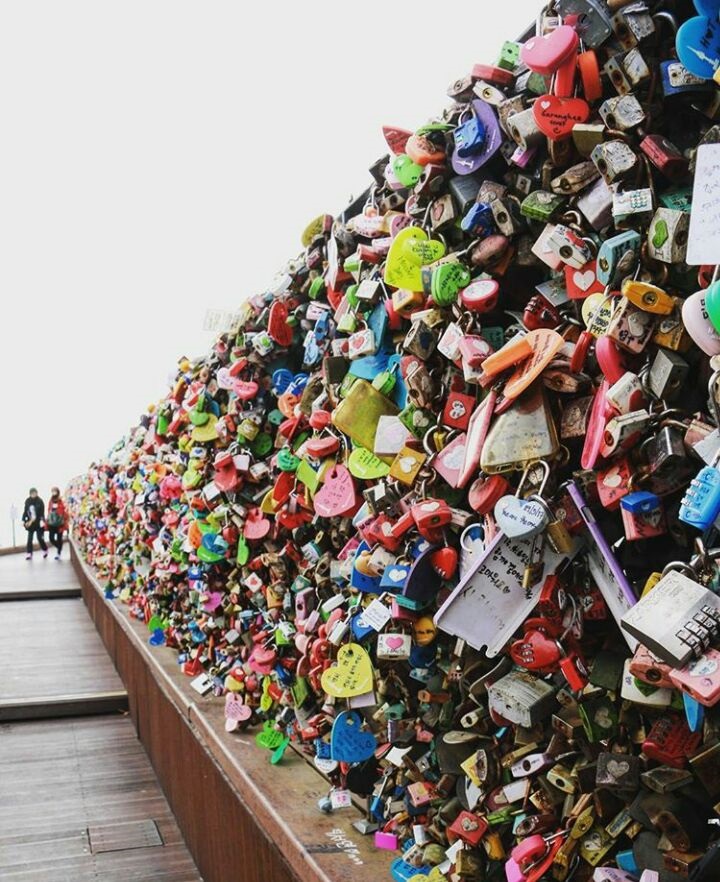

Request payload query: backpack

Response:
[48,511,63,528]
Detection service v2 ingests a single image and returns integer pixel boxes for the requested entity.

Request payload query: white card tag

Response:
[687,144,720,265]
[330,789,353,809]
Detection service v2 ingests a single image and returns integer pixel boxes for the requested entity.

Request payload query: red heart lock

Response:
[521,25,579,75]
[268,301,293,347]
[533,95,590,141]
[304,435,341,458]
[382,125,412,156]
[272,470,295,505]
[509,629,562,671]
[468,474,510,514]
[430,546,458,580]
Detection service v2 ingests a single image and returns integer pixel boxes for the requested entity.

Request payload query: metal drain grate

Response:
[87,819,163,854]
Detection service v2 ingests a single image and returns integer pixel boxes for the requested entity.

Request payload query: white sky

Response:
[0,0,539,546]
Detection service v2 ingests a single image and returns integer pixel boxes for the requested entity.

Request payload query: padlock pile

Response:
[70,1,720,879]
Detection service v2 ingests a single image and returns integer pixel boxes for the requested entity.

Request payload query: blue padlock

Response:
[659,59,713,96]
[271,368,293,393]
[683,691,704,732]
[679,466,720,529]
[620,490,660,514]
[390,858,430,882]
[461,201,494,235]
[454,114,486,158]
[596,230,641,286]
[616,848,638,873]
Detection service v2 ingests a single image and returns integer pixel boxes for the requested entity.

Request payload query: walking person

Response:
[46,487,67,560]
[23,488,48,560]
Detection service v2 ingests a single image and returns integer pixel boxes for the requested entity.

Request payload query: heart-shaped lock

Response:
[392,154,423,187]
[348,447,390,480]
[314,464,358,518]
[267,301,293,347]
[431,263,471,307]
[510,629,562,670]
[521,25,579,75]
[468,474,510,514]
[430,546,458,580]
[533,95,590,141]
[493,495,548,539]
[256,721,285,750]
[321,643,374,698]
[384,227,446,292]
[676,9,720,79]
[682,290,720,355]
[244,507,271,540]
[382,125,412,155]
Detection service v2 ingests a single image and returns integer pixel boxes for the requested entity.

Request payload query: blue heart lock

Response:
[330,711,377,763]
[677,1,720,79]
[149,628,166,646]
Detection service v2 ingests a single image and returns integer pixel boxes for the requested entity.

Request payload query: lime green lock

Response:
[393,154,423,188]
[345,284,360,309]
[431,263,471,307]
[277,448,300,472]
[189,394,209,426]
[308,276,325,299]
[372,365,397,395]
[706,280,720,333]
[156,408,170,436]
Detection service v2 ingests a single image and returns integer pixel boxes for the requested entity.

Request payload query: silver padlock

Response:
[622,47,651,86]
[546,224,593,269]
[612,6,655,50]
[612,186,654,224]
[577,177,614,230]
[607,297,656,353]
[507,107,543,151]
[604,55,632,96]
[497,95,526,135]
[647,349,689,401]
[556,0,613,47]
[591,139,638,184]
[599,94,646,131]
[491,196,525,236]
[646,208,689,264]
[550,160,600,194]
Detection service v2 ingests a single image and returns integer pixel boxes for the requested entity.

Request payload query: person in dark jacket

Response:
[23,488,48,560]
[46,487,67,560]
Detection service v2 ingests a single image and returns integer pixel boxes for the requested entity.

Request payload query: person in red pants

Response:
[46,487,67,560]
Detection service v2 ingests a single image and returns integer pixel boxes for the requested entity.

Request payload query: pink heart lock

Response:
[521,24,579,75]
[314,465,359,518]
[682,290,720,355]
[244,507,271,540]
[385,635,405,651]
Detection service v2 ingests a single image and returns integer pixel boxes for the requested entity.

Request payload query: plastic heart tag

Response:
[503,329,564,400]
[510,629,562,670]
[314,464,358,518]
[348,447,390,480]
[255,721,285,750]
[385,227,446,292]
[533,95,590,141]
[494,495,548,539]
[330,710,377,762]
[392,154,423,188]
[521,25,579,75]
[321,643,374,698]
[676,13,720,79]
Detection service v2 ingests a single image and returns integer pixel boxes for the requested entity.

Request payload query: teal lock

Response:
[705,280,720,333]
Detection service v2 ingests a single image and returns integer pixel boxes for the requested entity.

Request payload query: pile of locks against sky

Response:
[69,2,720,880]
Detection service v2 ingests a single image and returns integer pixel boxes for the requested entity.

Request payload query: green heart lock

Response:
[256,721,285,750]
[277,448,300,472]
[393,154,423,188]
[431,263,472,307]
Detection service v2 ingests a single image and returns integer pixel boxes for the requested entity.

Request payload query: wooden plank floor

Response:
[0,552,80,598]
[0,715,202,880]
[0,599,125,701]
[0,551,202,881]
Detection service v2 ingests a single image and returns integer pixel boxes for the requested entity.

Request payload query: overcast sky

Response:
[0,0,539,547]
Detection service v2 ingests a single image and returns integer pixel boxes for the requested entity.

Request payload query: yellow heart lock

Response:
[321,643,374,698]
[384,227,446,292]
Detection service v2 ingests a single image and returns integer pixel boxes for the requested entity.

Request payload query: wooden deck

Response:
[0,551,80,599]
[0,551,202,882]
